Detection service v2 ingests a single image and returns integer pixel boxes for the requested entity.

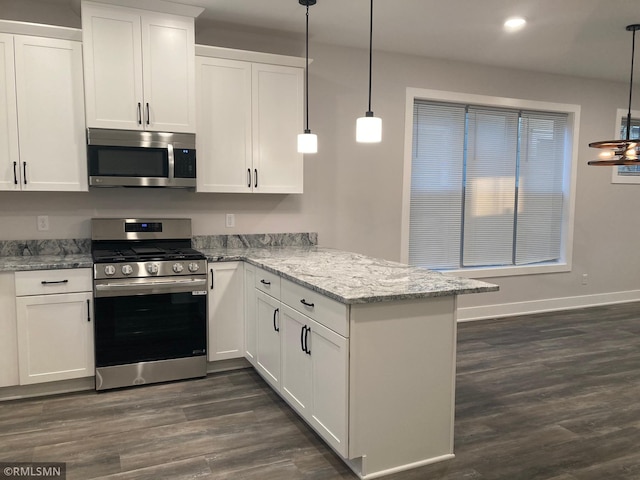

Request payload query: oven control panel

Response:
[94,259,207,280]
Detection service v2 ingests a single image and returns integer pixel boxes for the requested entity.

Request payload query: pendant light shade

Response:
[298,0,317,154]
[356,0,382,143]
[588,24,640,166]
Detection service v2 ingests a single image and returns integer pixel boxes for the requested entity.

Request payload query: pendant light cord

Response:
[626,27,636,141]
[305,3,310,132]
[367,0,373,113]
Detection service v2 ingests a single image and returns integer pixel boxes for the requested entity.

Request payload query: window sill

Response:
[440,262,571,279]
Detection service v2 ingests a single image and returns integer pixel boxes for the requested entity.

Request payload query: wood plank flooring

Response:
[2,302,640,479]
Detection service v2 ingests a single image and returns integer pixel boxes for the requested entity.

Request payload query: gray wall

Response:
[2,2,639,313]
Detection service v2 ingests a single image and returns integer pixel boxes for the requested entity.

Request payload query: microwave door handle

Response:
[167,144,175,180]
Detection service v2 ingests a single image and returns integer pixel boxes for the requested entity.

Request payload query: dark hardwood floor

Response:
[2,302,640,479]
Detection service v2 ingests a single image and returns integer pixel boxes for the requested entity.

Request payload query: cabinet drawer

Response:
[15,269,92,296]
[255,267,281,298]
[281,278,349,337]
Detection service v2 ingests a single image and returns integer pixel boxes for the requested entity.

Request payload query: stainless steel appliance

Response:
[87,128,196,188]
[91,218,207,391]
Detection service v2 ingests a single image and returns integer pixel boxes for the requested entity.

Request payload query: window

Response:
[401,89,580,278]
[611,108,640,183]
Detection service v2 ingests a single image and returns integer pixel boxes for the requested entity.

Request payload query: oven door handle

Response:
[94,277,207,297]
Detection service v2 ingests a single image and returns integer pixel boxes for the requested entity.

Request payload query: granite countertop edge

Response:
[0,248,499,304]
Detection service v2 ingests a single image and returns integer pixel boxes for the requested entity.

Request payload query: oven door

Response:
[94,276,207,369]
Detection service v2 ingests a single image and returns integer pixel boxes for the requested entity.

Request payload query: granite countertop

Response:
[0,254,93,272]
[0,246,498,304]
[202,246,498,304]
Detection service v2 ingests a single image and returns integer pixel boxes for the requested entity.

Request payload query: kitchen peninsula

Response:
[202,245,497,479]
[0,241,497,479]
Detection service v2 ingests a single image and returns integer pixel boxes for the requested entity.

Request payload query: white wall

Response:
[2,2,640,315]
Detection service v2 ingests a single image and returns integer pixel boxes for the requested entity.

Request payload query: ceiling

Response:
[33,0,640,84]
[185,0,639,84]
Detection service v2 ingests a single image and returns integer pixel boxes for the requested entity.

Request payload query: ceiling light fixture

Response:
[356,0,382,143]
[297,0,318,154]
[589,24,640,166]
[504,17,526,31]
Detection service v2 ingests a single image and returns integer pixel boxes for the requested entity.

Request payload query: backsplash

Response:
[0,233,317,256]
[192,232,318,249]
[0,239,91,256]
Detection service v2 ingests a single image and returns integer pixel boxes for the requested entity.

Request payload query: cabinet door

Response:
[0,273,18,387]
[207,262,244,362]
[13,36,87,191]
[252,63,304,194]
[280,304,312,417]
[16,292,94,385]
[196,56,252,192]
[309,318,349,457]
[82,3,144,130]
[141,12,195,133]
[244,263,257,365]
[0,34,19,191]
[255,289,281,389]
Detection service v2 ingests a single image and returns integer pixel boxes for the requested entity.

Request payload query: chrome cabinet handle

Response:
[13,161,17,185]
[23,162,27,184]
[146,103,150,125]
[273,308,280,332]
[254,168,258,188]
[137,102,142,125]
[304,327,311,355]
[247,168,251,188]
[41,279,69,285]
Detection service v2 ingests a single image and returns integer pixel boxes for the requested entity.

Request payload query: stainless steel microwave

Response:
[87,128,196,188]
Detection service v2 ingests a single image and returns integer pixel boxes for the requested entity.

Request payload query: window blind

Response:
[408,102,465,269]
[409,99,568,271]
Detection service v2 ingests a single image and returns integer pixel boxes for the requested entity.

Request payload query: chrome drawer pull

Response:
[41,279,69,285]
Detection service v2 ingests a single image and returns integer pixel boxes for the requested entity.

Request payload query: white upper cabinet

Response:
[0,33,87,192]
[82,1,196,133]
[251,63,304,194]
[0,33,19,191]
[196,53,304,193]
[196,57,252,192]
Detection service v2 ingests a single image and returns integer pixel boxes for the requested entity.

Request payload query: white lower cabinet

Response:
[248,266,350,457]
[243,262,256,365]
[255,289,281,389]
[0,272,18,387]
[15,269,94,385]
[207,261,244,362]
[281,304,349,457]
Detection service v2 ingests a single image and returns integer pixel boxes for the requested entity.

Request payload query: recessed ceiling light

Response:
[504,17,526,31]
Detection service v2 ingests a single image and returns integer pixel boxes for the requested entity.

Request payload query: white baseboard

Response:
[457,289,640,322]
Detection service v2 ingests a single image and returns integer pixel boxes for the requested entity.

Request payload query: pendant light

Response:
[588,24,640,166]
[356,0,382,143]
[297,0,318,154]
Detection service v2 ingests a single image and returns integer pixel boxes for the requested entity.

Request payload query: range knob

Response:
[147,263,159,274]
[188,262,200,273]
[104,265,116,276]
[172,263,184,273]
[121,264,133,276]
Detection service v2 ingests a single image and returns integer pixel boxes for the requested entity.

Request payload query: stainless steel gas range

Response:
[91,218,207,391]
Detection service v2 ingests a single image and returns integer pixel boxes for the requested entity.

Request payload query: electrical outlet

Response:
[225,214,235,228]
[37,215,49,231]
[581,273,588,285]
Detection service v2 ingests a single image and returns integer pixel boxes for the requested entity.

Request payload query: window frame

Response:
[610,108,640,184]
[401,88,581,279]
